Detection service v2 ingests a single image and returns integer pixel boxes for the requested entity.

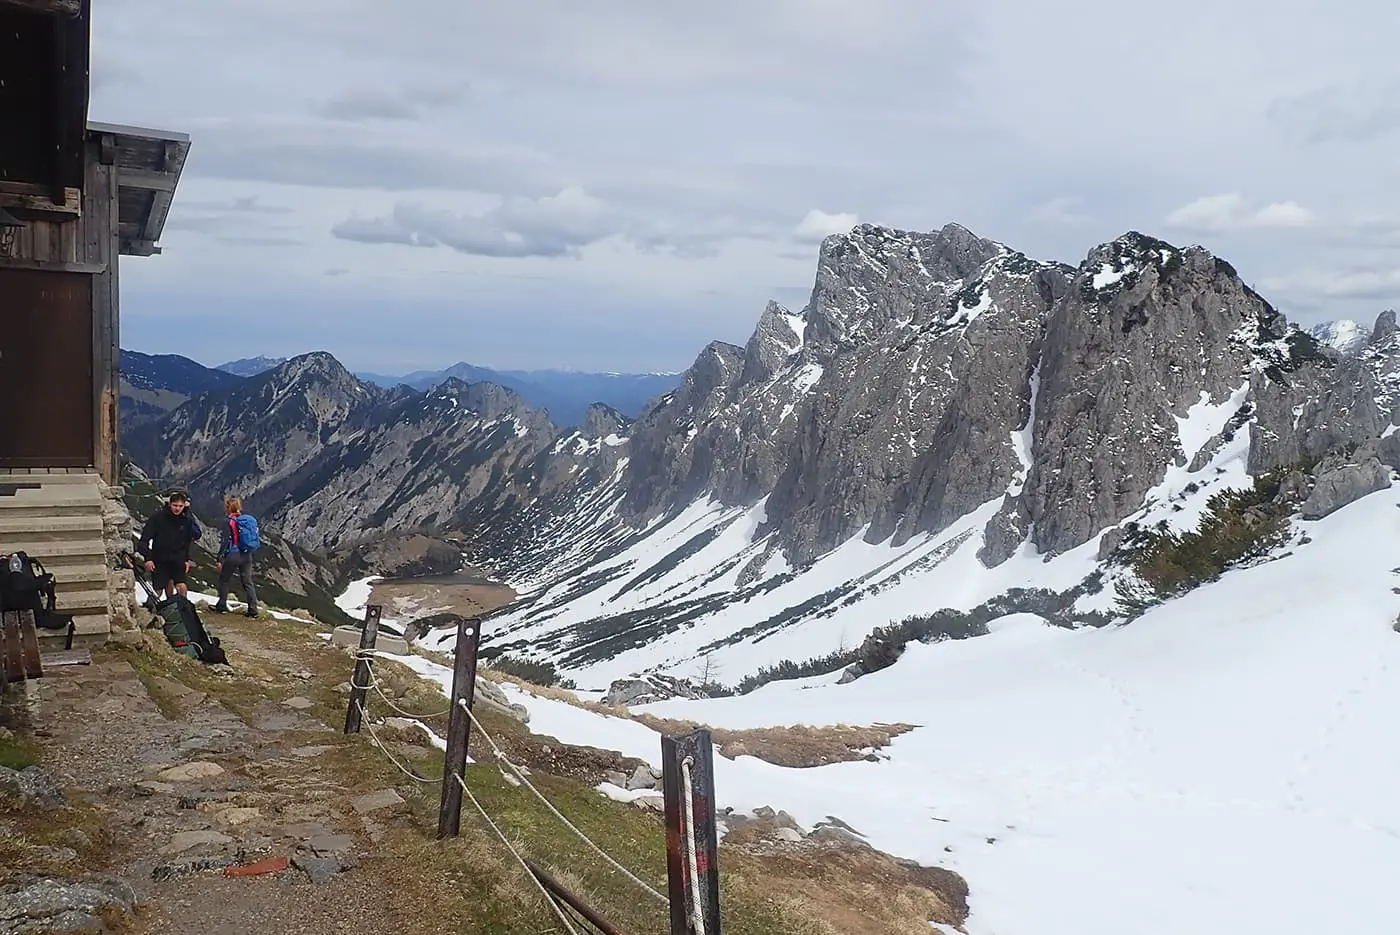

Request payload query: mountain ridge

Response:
[124,220,1400,685]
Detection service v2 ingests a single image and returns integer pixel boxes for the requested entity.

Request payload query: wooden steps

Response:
[0,470,112,641]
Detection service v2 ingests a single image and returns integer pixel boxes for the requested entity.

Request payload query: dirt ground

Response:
[0,612,969,935]
[366,577,516,623]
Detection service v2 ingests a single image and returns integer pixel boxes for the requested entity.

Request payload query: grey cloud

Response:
[318,84,467,122]
[292,0,975,97]
[332,188,766,259]
[187,124,559,195]
[332,190,623,258]
[1269,82,1400,144]
[331,214,439,248]
[1260,264,1400,303]
[216,235,304,247]
[321,91,419,122]
[178,196,294,216]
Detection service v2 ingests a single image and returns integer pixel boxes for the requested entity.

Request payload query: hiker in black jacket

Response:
[137,490,202,599]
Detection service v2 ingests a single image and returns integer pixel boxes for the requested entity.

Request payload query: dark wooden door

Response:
[0,268,94,467]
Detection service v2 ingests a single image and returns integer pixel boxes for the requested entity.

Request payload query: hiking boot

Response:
[245,610,258,618]
[212,604,229,614]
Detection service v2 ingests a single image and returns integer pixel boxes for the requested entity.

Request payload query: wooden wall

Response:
[0,137,120,484]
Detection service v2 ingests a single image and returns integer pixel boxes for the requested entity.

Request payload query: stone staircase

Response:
[0,469,111,642]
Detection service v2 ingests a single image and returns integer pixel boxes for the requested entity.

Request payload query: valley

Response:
[114,219,1400,935]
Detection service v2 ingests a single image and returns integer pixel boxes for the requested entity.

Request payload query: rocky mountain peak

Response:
[1371,310,1397,345]
[740,301,805,385]
[429,379,557,440]
[270,351,356,386]
[804,222,1007,353]
[580,403,631,440]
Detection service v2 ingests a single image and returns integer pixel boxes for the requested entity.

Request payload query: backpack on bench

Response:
[0,552,75,631]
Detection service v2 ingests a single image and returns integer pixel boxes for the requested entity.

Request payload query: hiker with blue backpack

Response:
[213,496,261,617]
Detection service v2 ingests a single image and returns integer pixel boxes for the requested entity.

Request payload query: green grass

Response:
[0,731,39,771]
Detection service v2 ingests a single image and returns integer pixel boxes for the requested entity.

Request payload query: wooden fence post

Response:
[436,615,481,839]
[342,605,381,735]
[662,728,722,935]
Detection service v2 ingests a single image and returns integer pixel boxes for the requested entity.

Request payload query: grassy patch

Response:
[484,654,576,690]
[0,731,39,771]
[483,671,916,769]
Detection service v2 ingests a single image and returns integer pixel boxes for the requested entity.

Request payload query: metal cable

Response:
[453,772,583,935]
[456,698,669,904]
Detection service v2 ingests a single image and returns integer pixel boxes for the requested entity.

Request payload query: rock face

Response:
[1023,239,1315,554]
[602,674,707,707]
[329,533,465,581]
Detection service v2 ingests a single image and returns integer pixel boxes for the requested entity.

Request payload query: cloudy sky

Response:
[92,0,1400,374]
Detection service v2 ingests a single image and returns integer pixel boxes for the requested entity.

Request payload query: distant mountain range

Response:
[215,356,290,378]
[120,350,245,429]
[118,350,680,431]
[213,355,677,427]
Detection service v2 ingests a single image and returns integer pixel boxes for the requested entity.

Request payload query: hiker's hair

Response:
[224,496,242,514]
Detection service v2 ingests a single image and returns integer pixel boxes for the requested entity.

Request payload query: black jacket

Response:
[138,506,203,564]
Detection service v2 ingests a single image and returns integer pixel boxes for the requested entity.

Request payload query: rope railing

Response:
[350,697,586,933]
[354,700,443,785]
[342,606,723,935]
[454,696,670,905]
[450,770,584,935]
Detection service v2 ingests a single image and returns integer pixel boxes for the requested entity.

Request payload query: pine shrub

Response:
[1117,469,1292,608]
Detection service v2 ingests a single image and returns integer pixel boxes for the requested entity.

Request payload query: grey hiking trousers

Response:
[217,551,259,614]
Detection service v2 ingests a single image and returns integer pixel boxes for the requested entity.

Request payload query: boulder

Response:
[624,764,662,791]
[602,674,706,708]
[1301,457,1392,520]
[0,766,64,808]
[474,676,530,723]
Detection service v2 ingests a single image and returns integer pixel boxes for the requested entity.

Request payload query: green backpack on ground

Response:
[154,599,201,660]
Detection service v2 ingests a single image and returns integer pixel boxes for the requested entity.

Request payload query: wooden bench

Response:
[0,609,90,690]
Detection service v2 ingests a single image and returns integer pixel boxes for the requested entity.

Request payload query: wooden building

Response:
[0,0,189,640]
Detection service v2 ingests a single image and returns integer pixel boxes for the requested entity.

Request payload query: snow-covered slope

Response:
[425,370,1266,689]
[1310,318,1371,356]
[413,485,1400,935]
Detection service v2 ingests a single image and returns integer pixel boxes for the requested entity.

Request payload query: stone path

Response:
[5,628,431,934]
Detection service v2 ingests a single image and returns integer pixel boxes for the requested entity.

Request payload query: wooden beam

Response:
[118,238,159,257]
[0,0,82,17]
[0,258,104,274]
[140,140,184,244]
[94,157,120,486]
[117,167,176,192]
[0,182,82,218]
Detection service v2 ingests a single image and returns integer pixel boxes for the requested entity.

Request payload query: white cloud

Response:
[1164,193,1316,233]
[1029,197,1092,226]
[793,209,859,243]
[1260,266,1400,302]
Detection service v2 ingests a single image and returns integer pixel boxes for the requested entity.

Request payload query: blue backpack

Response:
[232,514,261,553]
